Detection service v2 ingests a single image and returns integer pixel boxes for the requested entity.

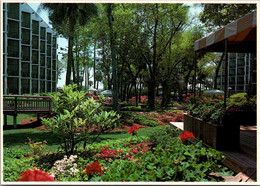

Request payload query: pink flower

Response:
[18,167,54,182]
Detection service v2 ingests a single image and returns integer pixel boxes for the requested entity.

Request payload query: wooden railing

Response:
[3,95,53,113]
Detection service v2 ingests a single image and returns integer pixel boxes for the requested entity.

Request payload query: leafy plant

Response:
[25,138,47,155]
[41,84,121,155]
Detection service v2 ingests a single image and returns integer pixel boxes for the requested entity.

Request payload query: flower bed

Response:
[4,126,234,182]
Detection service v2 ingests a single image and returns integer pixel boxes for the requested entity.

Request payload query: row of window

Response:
[4,78,56,94]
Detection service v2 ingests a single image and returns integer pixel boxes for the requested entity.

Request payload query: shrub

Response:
[25,138,47,155]
[51,155,79,178]
[18,168,54,182]
[42,84,121,155]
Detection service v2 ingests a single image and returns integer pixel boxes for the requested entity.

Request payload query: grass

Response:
[3,125,168,153]
[4,114,37,126]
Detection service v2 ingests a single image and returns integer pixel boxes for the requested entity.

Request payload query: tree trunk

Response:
[93,40,96,88]
[66,35,74,85]
[107,4,119,112]
[76,41,80,89]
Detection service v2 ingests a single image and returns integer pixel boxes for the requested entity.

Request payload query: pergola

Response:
[194,11,256,106]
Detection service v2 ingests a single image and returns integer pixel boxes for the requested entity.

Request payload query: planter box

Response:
[184,114,240,150]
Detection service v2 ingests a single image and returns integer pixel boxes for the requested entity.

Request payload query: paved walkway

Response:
[169,122,257,182]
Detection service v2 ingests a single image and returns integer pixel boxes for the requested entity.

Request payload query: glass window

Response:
[7,77,19,94]
[22,29,30,44]
[40,41,46,53]
[32,20,39,34]
[7,58,19,76]
[32,51,39,64]
[40,67,45,79]
[40,27,46,39]
[32,35,39,49]
[7,3,19,20]
[32,65,39,78]
[21,62,30,77]
[40,54,45,66]
[32,80,38,93]
[22,46,30,61]
[22,12,30,28]
[7,39,19,57]
[47,33,52,44]
[8,20,19,38]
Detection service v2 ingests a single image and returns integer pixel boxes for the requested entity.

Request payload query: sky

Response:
[28,3,203,89]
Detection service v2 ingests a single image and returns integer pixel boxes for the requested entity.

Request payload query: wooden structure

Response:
[183,114,240,150]
[170,122,256,182]
[3,95,53,128]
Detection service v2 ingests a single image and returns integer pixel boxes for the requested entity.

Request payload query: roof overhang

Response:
[194,11,256,53]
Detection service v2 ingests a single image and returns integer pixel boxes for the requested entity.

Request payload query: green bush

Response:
[42,84,121,155]
[227,93,256,111]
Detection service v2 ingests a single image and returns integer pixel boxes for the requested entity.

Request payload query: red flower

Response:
[131,148,138,154]
[128,126,140,134]
[85,162,103,176]
[184,97,189,102]
[229,108,236,111]
[18,167,54,182]
[220,96,224,100]
[180,131,195,143]
[206,110,209,113]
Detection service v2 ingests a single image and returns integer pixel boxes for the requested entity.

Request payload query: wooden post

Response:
[4,114,7,127]
[193,52,197,103]
[14,96,18,128]
[224,39,228,108]
[13,114,17,129]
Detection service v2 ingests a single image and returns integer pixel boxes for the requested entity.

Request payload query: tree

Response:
[107,4,119,112]
[136,4,189,109]
[39,4,97,85]
[199,4,256,32]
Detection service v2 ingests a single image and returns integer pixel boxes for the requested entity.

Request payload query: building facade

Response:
[217,53,256,94]
[3,3,58,95]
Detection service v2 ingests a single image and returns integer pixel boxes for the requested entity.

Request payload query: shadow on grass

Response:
[3,130,59,148]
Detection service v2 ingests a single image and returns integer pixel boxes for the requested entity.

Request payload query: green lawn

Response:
[4,114,37,126]
[3,125,168,153]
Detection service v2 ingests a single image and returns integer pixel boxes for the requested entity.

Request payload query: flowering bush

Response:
[18,167,54,182]
[128,126,140,135]
[180,131,195,143]
[187,93,256,125]
[51,155,79,178]
[85,162,103,176]
[95,147,123,160]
